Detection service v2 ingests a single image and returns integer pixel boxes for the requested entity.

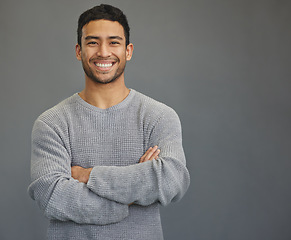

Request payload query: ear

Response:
[126,43,134,61]
[75,44,82,61]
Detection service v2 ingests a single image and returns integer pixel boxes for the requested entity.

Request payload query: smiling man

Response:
[28,4,190,240]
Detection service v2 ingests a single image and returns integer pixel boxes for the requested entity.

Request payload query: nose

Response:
[97,43,111,57]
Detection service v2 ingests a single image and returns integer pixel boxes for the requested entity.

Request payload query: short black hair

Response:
[77,4,130,47]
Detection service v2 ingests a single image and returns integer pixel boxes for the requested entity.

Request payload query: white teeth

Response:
[95,63,113,68]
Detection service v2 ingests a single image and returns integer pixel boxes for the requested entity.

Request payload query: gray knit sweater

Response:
[28,89,190,240]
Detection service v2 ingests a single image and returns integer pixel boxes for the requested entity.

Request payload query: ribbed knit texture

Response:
[28,89,190,240]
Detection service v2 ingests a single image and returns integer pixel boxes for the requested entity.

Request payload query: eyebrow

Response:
[85,36,123,41]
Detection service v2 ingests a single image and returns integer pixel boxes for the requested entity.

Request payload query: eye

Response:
[110,41,120,45]
[88,41,97,45]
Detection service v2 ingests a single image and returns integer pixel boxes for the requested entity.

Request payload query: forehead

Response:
[82,19,125,39]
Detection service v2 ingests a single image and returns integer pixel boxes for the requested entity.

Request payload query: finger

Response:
[149,149,160,160]
[139,147,152,163]
[145,146,158,161]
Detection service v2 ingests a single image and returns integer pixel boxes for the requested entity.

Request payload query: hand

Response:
[139,146,160,163]
[71,166,93,184]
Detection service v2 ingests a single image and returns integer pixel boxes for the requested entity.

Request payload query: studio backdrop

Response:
[1,0,291,240]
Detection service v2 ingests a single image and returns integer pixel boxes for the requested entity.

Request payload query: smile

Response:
[95,63,113,68]
[93,61,117,72]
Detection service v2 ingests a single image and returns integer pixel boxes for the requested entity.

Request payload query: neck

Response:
[79,76,130,109]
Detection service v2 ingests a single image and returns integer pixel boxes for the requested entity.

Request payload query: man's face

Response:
[76,19,133,84]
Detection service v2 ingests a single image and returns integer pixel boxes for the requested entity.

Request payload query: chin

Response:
[91,75,119,85]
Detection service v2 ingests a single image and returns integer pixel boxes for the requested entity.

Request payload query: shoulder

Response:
[34,94,79,128]
[131,89,180,124]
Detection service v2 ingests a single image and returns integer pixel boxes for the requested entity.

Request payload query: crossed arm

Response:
[71,146,160,184]
[28,120,130,225]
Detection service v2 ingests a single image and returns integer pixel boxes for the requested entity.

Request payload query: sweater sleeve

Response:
[28,119,129,225]
[87,108,190,206]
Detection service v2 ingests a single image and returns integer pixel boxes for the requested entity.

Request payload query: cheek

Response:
[82,48,95,59]
[113,49,127,60]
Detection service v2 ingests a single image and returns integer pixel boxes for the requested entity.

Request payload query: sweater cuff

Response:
[87,166,106,195]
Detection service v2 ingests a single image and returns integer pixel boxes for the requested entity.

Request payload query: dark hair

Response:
[77,4,130,47]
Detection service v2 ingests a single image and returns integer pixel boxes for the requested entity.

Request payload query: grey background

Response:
[1,0,291,239]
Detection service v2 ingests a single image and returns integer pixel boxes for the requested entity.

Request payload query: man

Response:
[28,4,190,240]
